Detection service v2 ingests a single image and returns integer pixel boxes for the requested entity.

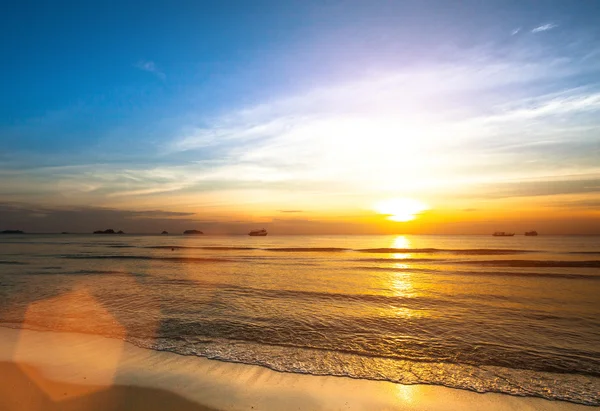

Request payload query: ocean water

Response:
[1,234,599,405]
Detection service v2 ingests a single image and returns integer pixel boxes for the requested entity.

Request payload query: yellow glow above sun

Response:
[374,198,429,222]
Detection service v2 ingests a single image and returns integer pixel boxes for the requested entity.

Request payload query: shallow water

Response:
[1,234,599,405]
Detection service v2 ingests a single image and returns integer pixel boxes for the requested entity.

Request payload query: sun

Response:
[374,198,429,222]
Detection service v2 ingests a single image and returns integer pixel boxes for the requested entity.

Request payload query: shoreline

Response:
[0,327,595,411]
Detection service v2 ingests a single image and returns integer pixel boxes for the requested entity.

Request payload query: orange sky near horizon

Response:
[1,2,600,235]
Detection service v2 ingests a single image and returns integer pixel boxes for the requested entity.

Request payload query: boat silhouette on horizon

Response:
[492,232,515,237]
[249,229,268,236]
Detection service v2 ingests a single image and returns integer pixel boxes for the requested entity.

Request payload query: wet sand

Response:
[0,362,215,411]
[0,327,594,411]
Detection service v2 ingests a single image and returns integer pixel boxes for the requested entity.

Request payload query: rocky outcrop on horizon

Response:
[183,230,203,235]
[93,229,125,234]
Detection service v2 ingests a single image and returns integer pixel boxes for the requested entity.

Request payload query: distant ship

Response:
[493,232,515,237]
[249,229,268,236]
[525,230,538,236]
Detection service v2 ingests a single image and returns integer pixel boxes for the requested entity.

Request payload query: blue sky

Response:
[1,1,600,233]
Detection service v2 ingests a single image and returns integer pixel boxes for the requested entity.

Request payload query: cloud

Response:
[163,47,600,201]
[128,210,196,218]
[134,60,165,79]
[106,185,186,198]
[511,28,521,36]
[0,202,384,234]
[279,210,303,213]
[2,35,600,227]
[531,23,558,33]
[5,44,593,212]
[0,203,199,233]
[473,88,600,124]
[476,176,600,199]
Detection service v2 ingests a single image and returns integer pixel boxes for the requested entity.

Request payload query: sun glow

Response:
[390,236,412,261]
[374,198,429,222]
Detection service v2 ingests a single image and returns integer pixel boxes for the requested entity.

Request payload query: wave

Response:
[69,269,142,276]
[139,246,537,255]
[3,321,597,406]
[61,255,234,263]
[146,246,258,250]
[60,254,600,268]
[147,342,600,406]
[354,257,600,268]
[269,247,349,252]
[355,266,600,280]
[13,269,141,277]
[356,258,443,263]
[145,246,347,252]
[357,248,534,255]
[456,260,600,268]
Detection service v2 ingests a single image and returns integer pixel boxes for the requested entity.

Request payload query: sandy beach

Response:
[4,0,600,407]
[0,326,594,411]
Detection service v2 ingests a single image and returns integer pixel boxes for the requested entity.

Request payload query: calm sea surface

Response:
[1,234,599,405]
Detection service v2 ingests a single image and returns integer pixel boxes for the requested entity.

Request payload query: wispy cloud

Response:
[475,176,600,199]
[134,60,165,79]
[477,88,600,123]
[0,203,202,233]
[165,48,600,196]
[106,185,185,198]
[3,35,600,222]
[531,23,558,33]
[511,28,521,36]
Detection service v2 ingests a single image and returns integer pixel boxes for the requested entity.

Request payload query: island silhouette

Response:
[183,230,203,235]
[1,230,24,234]
[93,229,125,235]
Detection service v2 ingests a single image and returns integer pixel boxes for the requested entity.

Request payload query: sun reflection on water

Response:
[391,274,413,295]
[391,236,411,250]
[391,236,412,262]
[385,236,423,317]
[390,235,412,269]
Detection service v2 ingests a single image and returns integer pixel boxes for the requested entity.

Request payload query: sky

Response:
[1,0,600,234]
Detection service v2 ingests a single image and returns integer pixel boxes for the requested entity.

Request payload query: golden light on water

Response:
[391,236,411,249]
[391,274,414,296]
[391,236,412,261]
[374,198,429,222]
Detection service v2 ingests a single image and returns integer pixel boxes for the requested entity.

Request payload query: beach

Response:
[0,327,595,411]
[1,234,599,409]
[4,0,600,408]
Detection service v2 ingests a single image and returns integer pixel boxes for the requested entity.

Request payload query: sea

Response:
[0,234,599,405]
